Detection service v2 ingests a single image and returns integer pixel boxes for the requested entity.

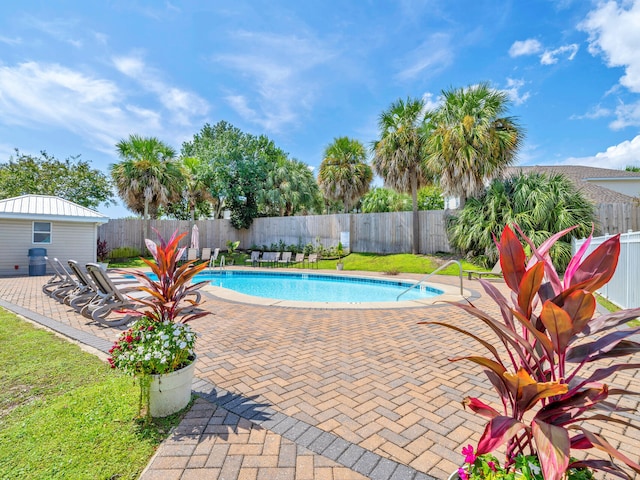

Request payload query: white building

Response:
[0,195,109,276]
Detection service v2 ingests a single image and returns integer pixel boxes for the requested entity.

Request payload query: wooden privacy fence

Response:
[97,211,452,255]
[595,203,640,234]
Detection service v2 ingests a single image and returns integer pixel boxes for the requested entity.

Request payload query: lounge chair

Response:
[187,248,198,262]
[81,263,144,326]
[208,248,220,267]
[291,253,305,267]
[307,253,319,269]
[42,256,71,297]
[201,248,212,263]
[245,250,261,267]
[47,258,81,302]
[464,261,502,280]
[277,251,292,267]
[65,260,99,309]
[258,252,275,267]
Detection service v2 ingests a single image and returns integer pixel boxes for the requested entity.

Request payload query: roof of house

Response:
[0,195,109,223]
[506,165,640,204]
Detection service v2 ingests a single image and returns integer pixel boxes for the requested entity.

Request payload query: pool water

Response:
[194,270,443,303]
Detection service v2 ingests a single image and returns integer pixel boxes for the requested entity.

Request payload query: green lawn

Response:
[0,308,185,479]
[111,252,479,276]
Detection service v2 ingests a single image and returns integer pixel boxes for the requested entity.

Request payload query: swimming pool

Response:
[194,270,444,304]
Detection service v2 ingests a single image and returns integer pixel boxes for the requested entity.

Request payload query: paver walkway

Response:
[1,270,639,480]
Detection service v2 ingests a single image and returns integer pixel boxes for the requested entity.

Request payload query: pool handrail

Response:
[395,259,463,301]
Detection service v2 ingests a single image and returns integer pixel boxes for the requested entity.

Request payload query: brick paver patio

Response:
[1,269,639,480]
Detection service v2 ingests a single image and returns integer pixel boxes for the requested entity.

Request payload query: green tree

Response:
[448,172,595,270]
[0,149,113,209]
[625,165,640,172]
[417,185,444,210]
[372,97,434,254]
[318,137,373,213]
[182,121,296,228]
[260,158,322,216]
[361,187,411,213]
[427,83,523,207]
[179,156,213,221]
[111,135,183,222]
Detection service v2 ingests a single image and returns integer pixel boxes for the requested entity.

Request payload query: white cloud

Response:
[112,54,209,125]
[502,78,531,106]
[565,134,640,169]
[509,39,543,57]
[0,61,190,157]
[0,35,22,46]
[540,44,579,65]
[579,1,640,93]
[570,104,612,120]
[213,30,335,133]
[610,100,640,129]
[421,92,441,111]
[395,33,453,81]
[26,16,83,48]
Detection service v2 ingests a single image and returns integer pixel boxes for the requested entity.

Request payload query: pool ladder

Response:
[208,255,225,274]
[395,260,463,301]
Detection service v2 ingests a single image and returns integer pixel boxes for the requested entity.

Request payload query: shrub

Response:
[97,238,109,262]
[109,246,141,259]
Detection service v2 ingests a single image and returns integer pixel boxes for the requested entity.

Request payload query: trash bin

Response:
[28,248,47,276]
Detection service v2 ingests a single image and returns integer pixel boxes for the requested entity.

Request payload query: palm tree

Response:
[372,97,434,254]
[111,135,183,237]
[260,158,322,216]
[426,83,522,207]
[318,137,372,213]
[181,156,213,221]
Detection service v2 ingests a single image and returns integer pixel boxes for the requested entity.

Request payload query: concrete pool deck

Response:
[0,269,638,479]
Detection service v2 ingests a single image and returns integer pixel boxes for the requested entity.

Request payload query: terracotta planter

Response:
[148,356,196,417]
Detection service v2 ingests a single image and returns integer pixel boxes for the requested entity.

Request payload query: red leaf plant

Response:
[421,225,640,480]
[119,228,210,324]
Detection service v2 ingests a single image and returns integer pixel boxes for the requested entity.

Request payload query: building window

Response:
[33,222,52,244]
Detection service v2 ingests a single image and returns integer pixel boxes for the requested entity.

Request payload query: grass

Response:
[317,252,480,275]
[0,308,186,479]
[109,251,479,276]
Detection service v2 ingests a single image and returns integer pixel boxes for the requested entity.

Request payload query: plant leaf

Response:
[569,426,640,474]
[563,228,592,288]
[570,363,640,392]
[476,416,526,455]
[532,419,570,480]
[569,234,620,291]
[539,301,574,355]
[566,330,640,363]
[584,308,640,336]
[499,225,527,293]
[419,321,502,362]
[561,290,596,338]
[517,262,545,319]
[462,397,500,419]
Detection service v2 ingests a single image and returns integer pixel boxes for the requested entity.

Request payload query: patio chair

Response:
[307,253,319,269]
[65,260,99,309]
[291,253,305,268]
[187,248,198,262]
[201,248,212,263]
[464,261,502,280]
[42,256,71,297]
[245,250,261,267]
[277,251,292,267]
[258,252,275,267]
[48,258,81,302]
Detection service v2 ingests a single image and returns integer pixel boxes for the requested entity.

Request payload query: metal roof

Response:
[0,195,109,223]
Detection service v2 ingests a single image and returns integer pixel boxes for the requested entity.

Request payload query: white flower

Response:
[160,356,167,363]
[144,354,151,361]
[179,341,187,349]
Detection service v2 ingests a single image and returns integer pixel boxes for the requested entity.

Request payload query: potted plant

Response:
[108,229,209,420]
[423,225,640,480]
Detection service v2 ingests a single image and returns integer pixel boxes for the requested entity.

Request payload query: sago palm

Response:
[318,137,372,213]
[372,97,434,254]
[427,83,522,207]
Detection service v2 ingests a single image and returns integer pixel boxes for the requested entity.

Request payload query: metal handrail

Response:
[396,259,463,301]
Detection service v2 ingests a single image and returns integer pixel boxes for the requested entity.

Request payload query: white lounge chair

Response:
[464,261,502,280]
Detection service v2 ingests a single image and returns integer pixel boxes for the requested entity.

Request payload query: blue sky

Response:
[1,1,639,218]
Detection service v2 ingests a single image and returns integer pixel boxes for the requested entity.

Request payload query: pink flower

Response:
[487,461,496,472]
[462,444,476,464]
[458,467,469,480]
